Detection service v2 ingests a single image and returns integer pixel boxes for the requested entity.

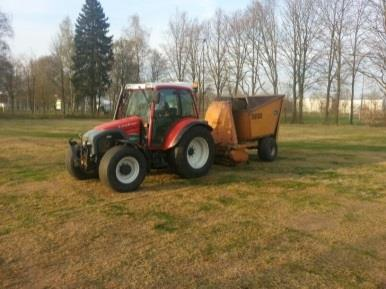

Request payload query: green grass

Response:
[153,211,179,233]
[1,119,386,288]
[103,203,135,217]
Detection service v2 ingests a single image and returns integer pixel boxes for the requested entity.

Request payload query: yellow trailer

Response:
[205,95,284,164]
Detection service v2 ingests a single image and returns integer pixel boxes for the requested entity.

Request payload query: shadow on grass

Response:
[282,141,386,153]
[138,137,386,206]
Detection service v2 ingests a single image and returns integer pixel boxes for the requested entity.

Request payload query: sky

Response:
[0,0,251,57]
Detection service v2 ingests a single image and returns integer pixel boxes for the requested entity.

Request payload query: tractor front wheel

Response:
[172,126,214,178]
[99,146,147,192]
[258,137,278,162]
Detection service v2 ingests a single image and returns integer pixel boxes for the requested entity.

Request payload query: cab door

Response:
[151,88,180,145]
[151,88,197,146]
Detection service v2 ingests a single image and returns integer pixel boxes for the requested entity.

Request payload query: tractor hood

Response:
[95,116,142,135]
[80,116,143,155]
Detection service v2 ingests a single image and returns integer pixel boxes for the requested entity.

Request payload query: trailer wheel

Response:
[66,144,91,180]
[172,126,214,178]
[99,146,147,192]
[258,137,277,162]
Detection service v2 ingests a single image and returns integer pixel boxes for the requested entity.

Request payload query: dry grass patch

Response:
[1,119,386,288]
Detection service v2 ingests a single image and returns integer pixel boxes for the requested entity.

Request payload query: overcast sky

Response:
[0,0,251,57]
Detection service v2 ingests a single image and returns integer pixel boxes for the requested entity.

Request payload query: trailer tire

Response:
[172,126,214,178]
[258,137,277,162]
[66,144,91,180]
[99,146,147,192]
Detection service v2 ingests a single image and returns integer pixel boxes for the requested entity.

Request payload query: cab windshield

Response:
[118,89,152,121]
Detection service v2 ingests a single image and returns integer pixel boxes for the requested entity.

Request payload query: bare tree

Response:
[206,9,229,98]
[186,19,208,112]
[282,0,320,123]
[110,38,138,107]
[0,9,12,55]
[164,10,190,81]
[186,20,203,83]
[125,15,149,82]
[282,0,300,122]
[366,0,386,97]
[319,0,339,122]
[319,0,351,123]
[52,17,75,114]
[245,0,263,96]
[259,0,279,94]
[347,0,368,124]
[22,56,58,113]
[24,58,36,113]
[227,10,248,97]
[334,0,351,124]
[2,58,29,113]
[148,49,167,82]
[3,60,14,112]
[0,9,13,98]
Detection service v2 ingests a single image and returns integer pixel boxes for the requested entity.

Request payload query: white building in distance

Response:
[302,97,385,114]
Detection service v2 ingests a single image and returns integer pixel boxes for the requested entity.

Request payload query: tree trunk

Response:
[60,65,66,115]
[336,48,342,125]
[299,48,307,124]
[32,77,35,114]
[70,78,75,113]
[8,71,15,114]
[325,81,331,123]
[98,90,101,116]
[350,73,355,125]
[350,32,358,125]
[325,28,336,123]
[291,67,297,123]
[92,95,96,115]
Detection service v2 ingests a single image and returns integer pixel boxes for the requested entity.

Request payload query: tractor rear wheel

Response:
[258,137,277,162]
[66,144,90,180]
[99,146,147,192]
[172,126,214,178]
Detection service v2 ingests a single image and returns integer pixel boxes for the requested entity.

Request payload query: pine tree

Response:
[72,0,113,114]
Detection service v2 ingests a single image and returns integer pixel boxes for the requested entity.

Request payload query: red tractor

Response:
[66,83,215,192]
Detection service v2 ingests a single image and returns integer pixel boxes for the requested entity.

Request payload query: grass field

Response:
[1,119,386,289]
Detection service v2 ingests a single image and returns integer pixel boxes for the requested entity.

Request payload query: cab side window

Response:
[152,89,179,145]
[152,88,196,145]
[179,90,196,117]
[155,89,179,117]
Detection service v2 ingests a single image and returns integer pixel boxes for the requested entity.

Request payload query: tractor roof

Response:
[125,82,193,91]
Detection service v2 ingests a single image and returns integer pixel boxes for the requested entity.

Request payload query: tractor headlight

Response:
[81,129,100,155]
[81,135,88,146]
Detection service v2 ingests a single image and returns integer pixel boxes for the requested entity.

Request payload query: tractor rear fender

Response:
[162,118,213,150]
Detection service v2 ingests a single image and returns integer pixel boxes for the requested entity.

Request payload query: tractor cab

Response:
[114,83,199,148]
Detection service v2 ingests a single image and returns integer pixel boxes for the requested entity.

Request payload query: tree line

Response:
[0,0,386,124]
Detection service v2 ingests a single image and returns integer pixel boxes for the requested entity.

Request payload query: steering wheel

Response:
[156,102,170,118]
